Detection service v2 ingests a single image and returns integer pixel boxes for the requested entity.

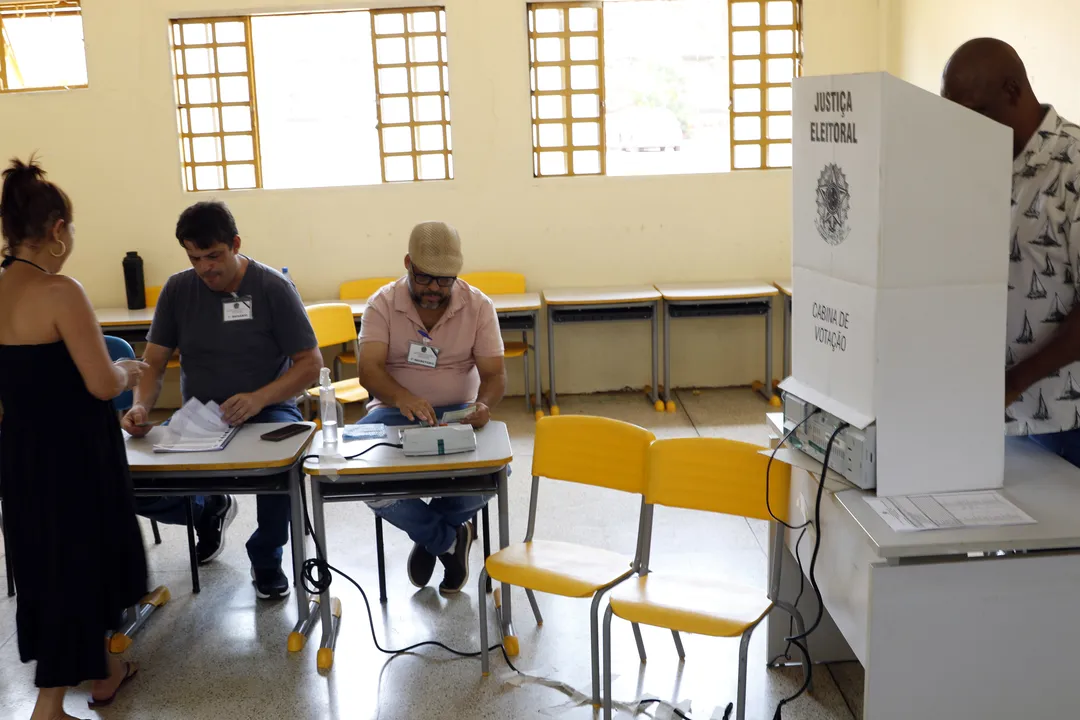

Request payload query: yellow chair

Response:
[144,285,181,370]
[601,438,809,720]
[337,277,398,366]
[478,415,657,706]
[460,272,538,416]
[304,303,370,413]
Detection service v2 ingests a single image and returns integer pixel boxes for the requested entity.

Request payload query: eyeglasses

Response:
[411,268,457,288]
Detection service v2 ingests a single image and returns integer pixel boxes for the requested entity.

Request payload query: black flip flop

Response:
[88,661,138,709]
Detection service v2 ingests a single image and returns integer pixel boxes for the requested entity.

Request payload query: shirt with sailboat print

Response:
[1007,106,1080,436]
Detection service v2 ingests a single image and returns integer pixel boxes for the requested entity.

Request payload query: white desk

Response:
[654,282,780,410]
[125,422,315,650]
[97,307,156,344]
[302,421,514,671]
[542,286,663,414]
[766,423,1080,719]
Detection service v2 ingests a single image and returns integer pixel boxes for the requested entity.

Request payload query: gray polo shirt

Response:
[147,258,317,405]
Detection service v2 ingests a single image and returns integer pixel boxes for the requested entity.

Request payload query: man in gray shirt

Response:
[122,202,320,599]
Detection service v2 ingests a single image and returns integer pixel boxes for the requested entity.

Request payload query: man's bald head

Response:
[941,38,1042,155]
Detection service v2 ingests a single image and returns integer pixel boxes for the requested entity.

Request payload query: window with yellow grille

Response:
[528,2,605,177]
[170,17,260,192]
[0,0,87,93]
[371,8,453,182]
[729,0,801,170]
[526,0,801,177]
[169,7,453,193]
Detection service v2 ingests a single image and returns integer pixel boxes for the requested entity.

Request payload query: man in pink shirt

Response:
[356,221,506,595]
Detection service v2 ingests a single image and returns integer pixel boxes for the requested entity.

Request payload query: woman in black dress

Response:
[0,158,149,720]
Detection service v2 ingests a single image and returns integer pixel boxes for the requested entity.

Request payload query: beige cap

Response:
[408,221,463,277]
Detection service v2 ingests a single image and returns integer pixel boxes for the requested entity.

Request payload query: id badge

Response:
[223,296,254,322]
[407,340,439,368]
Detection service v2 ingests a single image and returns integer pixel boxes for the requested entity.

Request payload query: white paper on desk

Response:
[153,399,236,453]
[865,491,1036,532]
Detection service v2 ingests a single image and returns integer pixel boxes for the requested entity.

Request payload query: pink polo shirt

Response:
[359,277,505,410]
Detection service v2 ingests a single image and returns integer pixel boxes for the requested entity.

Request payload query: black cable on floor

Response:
[296,451,519,672]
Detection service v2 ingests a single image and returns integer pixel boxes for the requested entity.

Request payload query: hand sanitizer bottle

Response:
[319,367,338,445]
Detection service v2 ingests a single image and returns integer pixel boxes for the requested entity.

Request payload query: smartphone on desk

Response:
[260,424,309,442]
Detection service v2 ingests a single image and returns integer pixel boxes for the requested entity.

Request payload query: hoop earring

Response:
[49,239,67,258]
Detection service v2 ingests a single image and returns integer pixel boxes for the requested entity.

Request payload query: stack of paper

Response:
[152,399,239,454]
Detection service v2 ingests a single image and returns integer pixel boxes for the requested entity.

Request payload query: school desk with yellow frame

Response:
[542,287,664,414]
[302,421,513,671]
[124,422,318,653]
[653,282,781,411]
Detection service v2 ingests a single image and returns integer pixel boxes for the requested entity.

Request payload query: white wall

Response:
[889,0,1080,120]
[0,0,888,398]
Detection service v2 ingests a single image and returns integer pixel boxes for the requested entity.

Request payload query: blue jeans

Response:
[136,402,302,570]
[361,403,489,556]
[1030,429,1080,468]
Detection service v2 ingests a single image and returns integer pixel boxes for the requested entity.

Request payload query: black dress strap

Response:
[1,256,47,273]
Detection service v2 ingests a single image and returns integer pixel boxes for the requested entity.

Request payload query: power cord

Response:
[766,409,821,530]
[767,526,807,668]
[296,447,519,671]
[770,422,847,720]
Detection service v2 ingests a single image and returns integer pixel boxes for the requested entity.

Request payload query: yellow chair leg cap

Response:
[750,380,764,392]
[317,648,334,671]
[653,400,665,412]
[145,585,171,607]
[643,384,652,394]
[534,409,545,420]
[482,671,490,677]
[772,378,781,388]
[503,635,520,657]
[287,632,306,653]
[550,406,560,416]
[108,633,132,654]
[665,400,677,413]
[769,395,782,407]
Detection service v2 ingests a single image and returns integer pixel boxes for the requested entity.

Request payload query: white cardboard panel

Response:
[874,284,1006,496]
[792,73,883,287]
[790,72,1010,497]
[879,75,1012,288]
[791,265,878,420]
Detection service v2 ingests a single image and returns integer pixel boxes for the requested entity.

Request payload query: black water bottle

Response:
[123,251,146,310]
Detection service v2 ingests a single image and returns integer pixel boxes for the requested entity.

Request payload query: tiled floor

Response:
[0,389,864,719]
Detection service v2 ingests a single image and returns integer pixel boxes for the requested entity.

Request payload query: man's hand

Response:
[396,392,436,425]
[1006,369,1026,408]
[121,403,152,438]
[464,402,491,428]
[222,392,267,426]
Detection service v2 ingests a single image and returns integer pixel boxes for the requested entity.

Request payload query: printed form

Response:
[865,491,1036,533]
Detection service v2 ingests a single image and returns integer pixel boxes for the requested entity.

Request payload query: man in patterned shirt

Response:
[942,38,1080,464]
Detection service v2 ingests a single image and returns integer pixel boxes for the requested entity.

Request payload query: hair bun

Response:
[2,157,47,186]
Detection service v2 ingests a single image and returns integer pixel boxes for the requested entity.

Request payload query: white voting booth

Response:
[781,72,1012,497]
